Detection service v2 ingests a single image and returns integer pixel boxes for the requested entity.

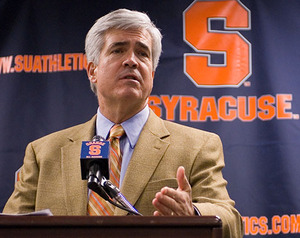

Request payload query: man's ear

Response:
[87,62,97,83]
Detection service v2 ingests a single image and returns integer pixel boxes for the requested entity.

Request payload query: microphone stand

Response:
[87,169,142,216]
[100,177,142,216]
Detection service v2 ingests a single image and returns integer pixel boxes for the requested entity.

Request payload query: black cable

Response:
[106,198,142,216]
[88,175,142,216]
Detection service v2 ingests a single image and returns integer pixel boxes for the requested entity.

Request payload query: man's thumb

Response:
[176,166,190,192]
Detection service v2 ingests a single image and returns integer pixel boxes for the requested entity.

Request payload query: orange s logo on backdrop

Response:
[184,0,251,87]
[149,0,299,122]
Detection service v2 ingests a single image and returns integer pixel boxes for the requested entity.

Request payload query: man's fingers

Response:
[154,189,177,205]
[153,210,162,216]
[152,167,193,216]
[152,195,175,215]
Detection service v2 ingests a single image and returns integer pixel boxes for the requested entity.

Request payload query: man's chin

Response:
[117,88,143,99]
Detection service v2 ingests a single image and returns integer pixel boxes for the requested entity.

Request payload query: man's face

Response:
[89,28,154,112]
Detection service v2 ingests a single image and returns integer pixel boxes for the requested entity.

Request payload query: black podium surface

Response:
[0,215,222,238]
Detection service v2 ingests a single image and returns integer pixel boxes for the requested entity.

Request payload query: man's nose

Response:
[122,52,138,68]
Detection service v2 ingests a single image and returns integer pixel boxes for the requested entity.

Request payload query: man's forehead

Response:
[104,28,152,49]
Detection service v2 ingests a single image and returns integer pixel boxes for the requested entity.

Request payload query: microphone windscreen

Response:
[80,140,110,180]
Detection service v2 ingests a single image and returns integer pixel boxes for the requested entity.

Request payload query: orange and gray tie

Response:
[87,124,125,215]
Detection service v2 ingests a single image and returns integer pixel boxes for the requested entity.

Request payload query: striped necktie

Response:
[87,124,125,215]
[107,124,125,188]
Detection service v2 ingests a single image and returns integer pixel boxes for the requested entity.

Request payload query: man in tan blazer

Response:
[3,9,243,238]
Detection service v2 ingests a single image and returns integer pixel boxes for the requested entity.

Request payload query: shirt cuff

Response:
[193,205,201,216]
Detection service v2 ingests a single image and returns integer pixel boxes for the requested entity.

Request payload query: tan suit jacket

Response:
[4,110,243,237]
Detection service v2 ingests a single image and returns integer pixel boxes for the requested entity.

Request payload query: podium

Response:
[0,216,222,238]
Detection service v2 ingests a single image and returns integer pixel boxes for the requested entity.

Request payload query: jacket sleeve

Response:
[190,133,243,238]
[3,142,38,214]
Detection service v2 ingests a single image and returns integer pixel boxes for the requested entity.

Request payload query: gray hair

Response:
[85,9,163,95]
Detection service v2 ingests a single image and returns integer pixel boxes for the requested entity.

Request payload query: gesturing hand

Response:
[152,166,195,216]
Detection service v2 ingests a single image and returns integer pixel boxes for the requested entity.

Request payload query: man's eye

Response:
[139,51,149,58]
[112,49,123,54]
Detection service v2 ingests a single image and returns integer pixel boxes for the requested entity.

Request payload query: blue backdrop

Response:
[1,1,299,236]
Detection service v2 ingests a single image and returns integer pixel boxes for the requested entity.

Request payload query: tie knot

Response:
[109,124,125,140]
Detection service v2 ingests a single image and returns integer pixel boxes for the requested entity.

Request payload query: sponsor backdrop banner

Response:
[1,0,299,236]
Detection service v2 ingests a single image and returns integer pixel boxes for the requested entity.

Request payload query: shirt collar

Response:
[96,106,150,148]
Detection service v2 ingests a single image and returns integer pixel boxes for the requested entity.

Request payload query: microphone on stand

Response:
[80,135,141,216]
[80,135,110,200]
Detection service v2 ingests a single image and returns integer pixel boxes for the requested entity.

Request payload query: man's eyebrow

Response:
[137,42,151,53]
[108,41,129,49]
[108,41,151,52]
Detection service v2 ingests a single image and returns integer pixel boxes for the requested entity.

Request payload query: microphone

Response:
[80,135,110,181]
[80,136,110,200]
[80,135,142,215]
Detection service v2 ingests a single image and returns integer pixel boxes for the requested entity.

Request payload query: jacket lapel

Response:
[59,112,170,216]
[61,115,96,215]
[115,111,170,215]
